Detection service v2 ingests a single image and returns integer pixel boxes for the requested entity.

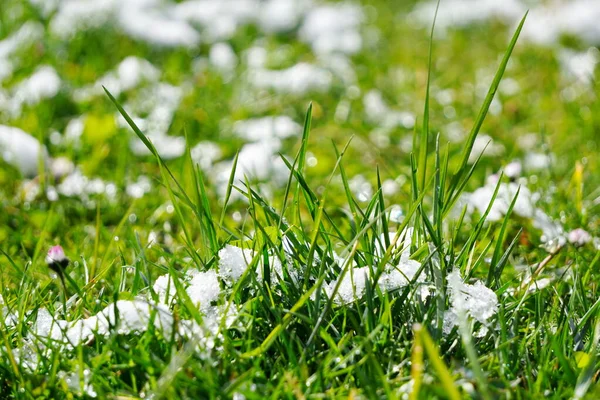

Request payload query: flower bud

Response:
[46,245,69,272]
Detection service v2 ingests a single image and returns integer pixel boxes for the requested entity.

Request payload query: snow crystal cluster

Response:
[443,270,498,336]
[323,229,428,305]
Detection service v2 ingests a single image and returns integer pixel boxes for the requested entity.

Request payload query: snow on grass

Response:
[232,116,301,142]
[0,125,48,178]
[190,141,222,170]
[73,56,160,102]
[186,269,221,312]
[0,21,44,82]
[299,4,364,55]
[412,0,600,47]
[0,66,61,117]
[209,42,239,73]
[51,0,200,48]
[248,62,333,95]
[57,169,118,201]
[411,0,524,32]
[443,270,498,336]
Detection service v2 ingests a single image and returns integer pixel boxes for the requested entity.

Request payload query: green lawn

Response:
[0,0,599,398]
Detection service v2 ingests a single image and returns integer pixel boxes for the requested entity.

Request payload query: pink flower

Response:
[568,228,592,247]
[46,245,69,270]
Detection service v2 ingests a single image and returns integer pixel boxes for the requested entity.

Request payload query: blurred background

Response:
[0,0,598,257]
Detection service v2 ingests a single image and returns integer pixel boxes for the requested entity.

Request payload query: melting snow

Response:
[443,270,498,336]
[249,63,332,94]
[51,0,200,48]
[129,134,186,159]
[217,244,291,285]
[323,260,425,305]
[363,90,416,132]
[324,228,427,305]
[299,4,363,55]
[468,134,505,163]
[559,48,599,85]
[411,0,524,32]
[58,169,117,201]
[0,66,61,117]
[0,125,48,178]
[73,56,160,102]
[0,22,44,82]
[190,141,222,170]
[209,42,239,73]
[218,245,256,285]
[126,175,152,199]
[412,0,600,47]
[523,152,554,170]
[58,367,98,398]
[232,116,301,142]
[186,270,221,312]
[462,180,565,248]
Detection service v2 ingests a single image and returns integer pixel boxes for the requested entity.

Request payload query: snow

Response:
[443,270,498,336]
[462,180,565,248]
[57,169,117,201]
[503,161,522,179]
[59,367,97,398]
[13,66,61,106]
[190,141,222,170]
[0,66,61,117]
[218,245,256,285]
[299,4,363,55]
[153,273,175,304]
[324,228,426,305]
[32,300,175,348]
[258,0,308,33]
[209,42,239,72]
[214,140,288,191]
[363,90,416,130]
[73,56,160,102]
[0,125,48,178]
[129,134,186,159]
[411,0,525,32]
[249,63,332,95]
[468,134,505,163]
[51,0,200,48]
[348,174,373,202]
[186,270,222,312]
[0,22,44,83]
[411,0,600,47]
[522,0,600,46]
[232,116,301,142]
[171,0,258,41]
[524,152,553,170]
[323,259,425,305]
[126,175,152,199]
[559,48,599,85]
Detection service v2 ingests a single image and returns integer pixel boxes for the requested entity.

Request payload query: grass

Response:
[1,0,600,398]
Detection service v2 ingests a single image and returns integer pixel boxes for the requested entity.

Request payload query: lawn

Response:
[0,0,599,398]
